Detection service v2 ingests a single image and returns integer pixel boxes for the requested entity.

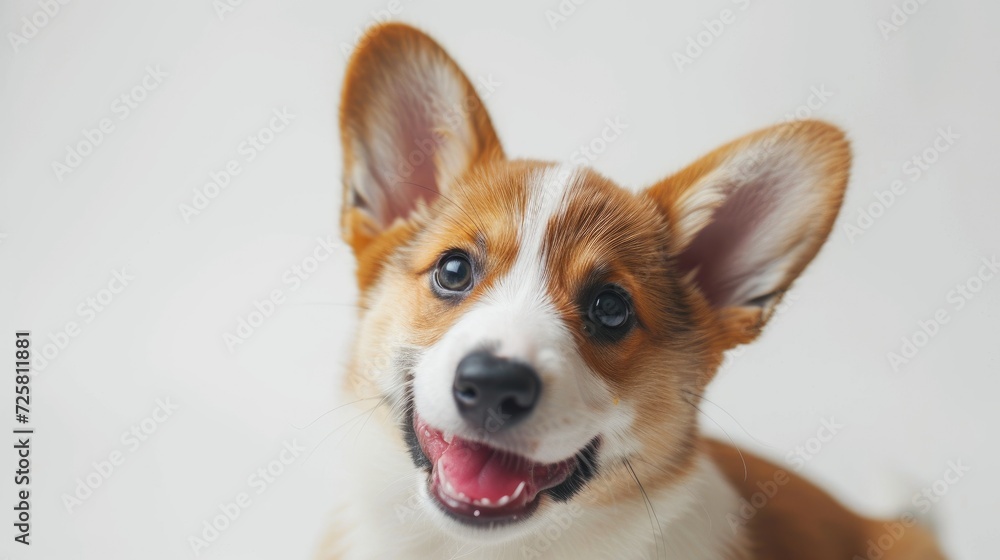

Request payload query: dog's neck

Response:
[323,409,748,560]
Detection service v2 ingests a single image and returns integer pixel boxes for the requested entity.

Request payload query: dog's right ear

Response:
[339,23,503,262]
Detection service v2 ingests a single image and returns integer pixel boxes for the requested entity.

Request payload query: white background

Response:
[1,0,997,558]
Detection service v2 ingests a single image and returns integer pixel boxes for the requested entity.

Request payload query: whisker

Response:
[373,471,419,499]
[291,395,385,430]
[681,391,748,482]
[682,389,775,449]
[304,405,380,464]
[352,394,390,445]
[624,458,667,559]
[445,541,484,560]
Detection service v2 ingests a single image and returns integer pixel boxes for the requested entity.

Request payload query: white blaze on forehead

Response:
[475,163,578,359]
[517,163,579,270]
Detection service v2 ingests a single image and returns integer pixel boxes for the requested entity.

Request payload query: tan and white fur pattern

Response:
[320,23,946,560]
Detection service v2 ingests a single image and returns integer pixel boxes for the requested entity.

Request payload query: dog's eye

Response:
[593,290,629,327]
[435,253,474,293]
[585,287,634,339]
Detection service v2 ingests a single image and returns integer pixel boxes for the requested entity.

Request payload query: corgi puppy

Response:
[321,23,945,560]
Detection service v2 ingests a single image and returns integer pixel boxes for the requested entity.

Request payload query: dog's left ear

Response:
[645,120,851,349]
[339,23,503,259]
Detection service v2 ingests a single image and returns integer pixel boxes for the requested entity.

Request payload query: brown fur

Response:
[707,440,946,560]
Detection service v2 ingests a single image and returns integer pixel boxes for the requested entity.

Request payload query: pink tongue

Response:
[414,414,578,511]
[439,438,531,502]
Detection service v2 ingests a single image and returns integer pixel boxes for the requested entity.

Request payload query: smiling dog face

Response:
[338,23,849,540]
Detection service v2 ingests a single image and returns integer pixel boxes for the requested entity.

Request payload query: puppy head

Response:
[339,23,850,540]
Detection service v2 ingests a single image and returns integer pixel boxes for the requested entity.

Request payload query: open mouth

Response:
[408,412,600,526]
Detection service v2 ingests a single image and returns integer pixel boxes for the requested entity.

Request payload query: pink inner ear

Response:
[370,93,442,227]
[677,169,788,309]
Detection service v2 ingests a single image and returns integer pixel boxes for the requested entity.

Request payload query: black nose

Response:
[453,351,541,432]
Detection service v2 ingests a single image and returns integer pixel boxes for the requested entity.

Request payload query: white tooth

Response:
[424,429,431,437]
[436,459,471,504]
[437,460,455,495]
[443,431,454,444]
[497,495,510,506]
[474,510,481,517]
[438,470,472,504]
[480,498,491,506]
[511,481,526,501]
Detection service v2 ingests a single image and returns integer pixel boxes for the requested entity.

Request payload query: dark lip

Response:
[402,401,601,527]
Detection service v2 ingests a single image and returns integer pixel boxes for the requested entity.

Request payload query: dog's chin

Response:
[404,410,600,534]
